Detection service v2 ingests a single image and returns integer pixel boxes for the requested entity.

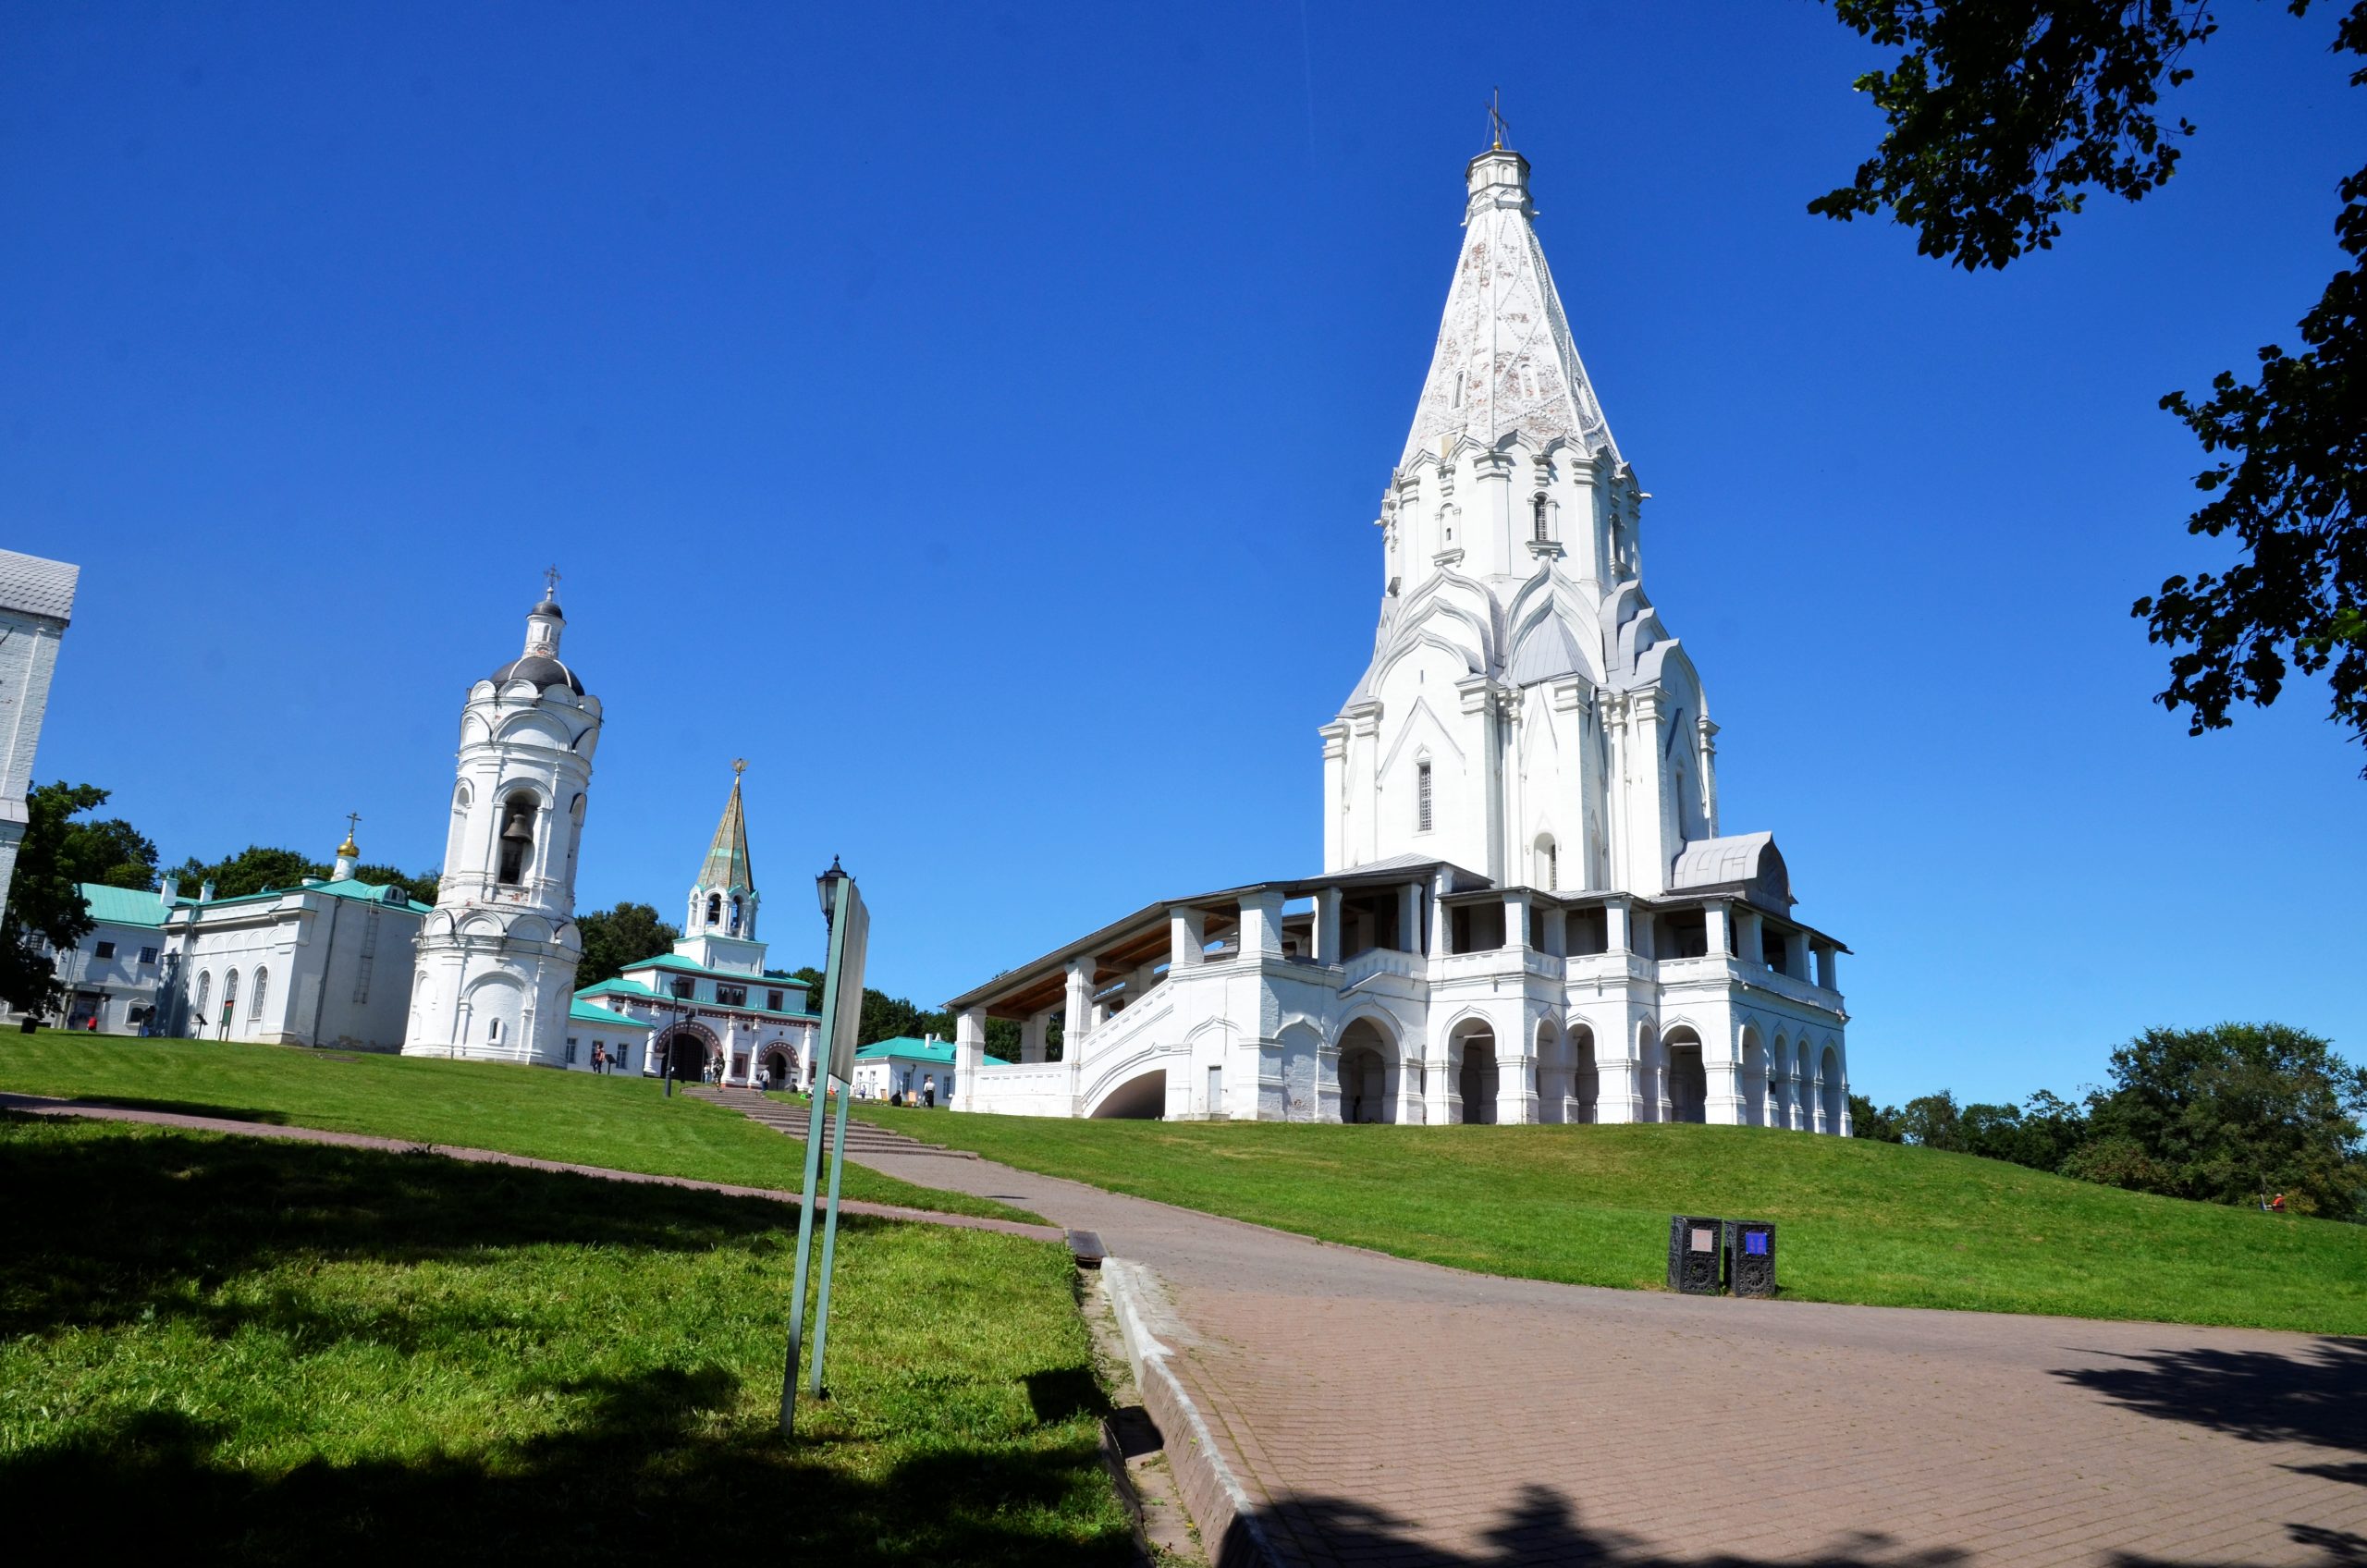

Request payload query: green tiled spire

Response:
[699,764,754,895]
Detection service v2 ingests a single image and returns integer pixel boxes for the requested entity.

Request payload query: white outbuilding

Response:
[950,140,1851,1131]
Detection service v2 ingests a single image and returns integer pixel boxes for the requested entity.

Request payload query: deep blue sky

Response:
[6,3,2361,1105]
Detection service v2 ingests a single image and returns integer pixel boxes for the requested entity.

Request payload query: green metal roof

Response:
[575,977,658,999]
[570,999,650,1029]
[696,774,754,896]
[80,884,169,929]
[622,952,810,989]
[853,1035,958,1067]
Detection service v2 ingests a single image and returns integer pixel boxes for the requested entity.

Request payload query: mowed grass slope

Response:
[0,1114,1130,1564]
[861,1109,2367,1335]
[0,1033,1026,1220]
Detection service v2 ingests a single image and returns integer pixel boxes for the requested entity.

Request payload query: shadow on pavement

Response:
[2054,1338,2367,1481]
[1244,1482,2367,1567]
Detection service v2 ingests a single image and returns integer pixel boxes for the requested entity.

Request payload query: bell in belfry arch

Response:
[502,814,533,844]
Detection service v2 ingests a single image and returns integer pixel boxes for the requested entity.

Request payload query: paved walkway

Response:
[0,1092,1063,1243]
[838,1129,2367,1567]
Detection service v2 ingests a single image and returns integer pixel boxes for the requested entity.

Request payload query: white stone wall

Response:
[0,575,73,913]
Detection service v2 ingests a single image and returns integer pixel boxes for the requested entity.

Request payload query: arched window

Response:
[1537,836,1558,891]
[250,966,269,1021]
[488,1017,504,1046]
[192,972,211,1024]
[497,794,538,885]
[729,896,742,936]
[1532,493,1551,542]
[706,893,722,926]
[1416,760,1434,833]
[221,969,240,1024]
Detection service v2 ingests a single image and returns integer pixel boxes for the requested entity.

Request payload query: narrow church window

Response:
[1533,493,1550,542]
[1417,761,1434,832]
[497,795,537,885]
[221,969,239,1023]
[706,893,721,926]
[729,896,742,936]
[250,967,268,1021]
[193,972,211,1023]
[488,1017,504,1045]
[1544,840,1558,890]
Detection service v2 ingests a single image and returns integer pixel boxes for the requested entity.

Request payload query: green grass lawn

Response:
[0,1113,1131,1565]
[0,1032,1027,1221]
[859,1108,2367,1336]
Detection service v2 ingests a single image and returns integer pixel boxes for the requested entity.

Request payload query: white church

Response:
[950,140,1852,1131]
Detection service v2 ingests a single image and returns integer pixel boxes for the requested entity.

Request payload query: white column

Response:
[1022,1009,1050,1065]
[1170,908,1207,968]
[1428,873,1452,959]
[1704,901,1731,959]
[1605,898,1630,954]
[1315,888,1343,964]
[1735,908,1763,969]
[1062,962,1092,1049]
[1543,907,1567,959]
[1815,944,1840,991]
[1697,716,1721,839]
[1497,1008,1539,1125]
[1320,723,1348,873]
[1238,891,1284,958]
[1399,881,1423,955]
[1783,926,1810,980]
[1502,888,1529,952]
[1708,1022,1744,1126]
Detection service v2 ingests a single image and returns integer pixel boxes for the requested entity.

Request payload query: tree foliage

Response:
[170,846,436,906]
[1854,1023,2366,1218]
[574,903,681,990]
[1812,0,2214,270]
[1816,1,2367,760]
[54,791,158,892]
[2074,1023,2367,1214]
[0,783,105,1015]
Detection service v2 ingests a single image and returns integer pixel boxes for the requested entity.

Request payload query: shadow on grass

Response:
[1238,1482,2364,1567]
[0,1365,1122,1567]
[2054,1338,2367,1484]
[0,1109,806,1339]
[0,1090,295,1124]
[0,1113,1127,1565]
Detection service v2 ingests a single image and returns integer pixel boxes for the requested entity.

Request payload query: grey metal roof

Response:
[1505,618,1588,688]
[0,549,79,623]
[488,654,584,694]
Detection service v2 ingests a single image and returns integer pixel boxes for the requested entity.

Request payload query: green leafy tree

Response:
[1849,1093,1907,1142]
[0,783,104,1015]
[172,846,326,900]
[54,790,157,891]
[2068,1023,2367,1216]
[1815,1,2367,763]
[1962,1089,2094,1173]
[575,903,681,989]
[1896,1089,1968,1151]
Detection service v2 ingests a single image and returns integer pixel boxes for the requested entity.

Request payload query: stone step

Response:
[680,1084,977,1159]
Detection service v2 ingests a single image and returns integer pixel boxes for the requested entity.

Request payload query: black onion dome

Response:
[533,597,565,619]
[488,654,584,694]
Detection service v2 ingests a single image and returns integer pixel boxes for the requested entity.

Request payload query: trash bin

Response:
[1725,1219,1777,1297]
[1667,1215,1725,1294]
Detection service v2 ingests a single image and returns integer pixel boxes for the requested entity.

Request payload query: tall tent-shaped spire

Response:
[1399,146,1618,472]
[698,764,754,897]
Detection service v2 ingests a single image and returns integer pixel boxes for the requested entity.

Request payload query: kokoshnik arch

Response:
[948,140,1852,1131]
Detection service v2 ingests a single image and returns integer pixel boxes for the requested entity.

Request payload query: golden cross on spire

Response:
[732,757,747,778]
[1488,87,1509,151]
[543,564,562,598]
[346,811,362,838]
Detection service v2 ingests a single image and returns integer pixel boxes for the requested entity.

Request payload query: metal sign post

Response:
[779,860,869,1436]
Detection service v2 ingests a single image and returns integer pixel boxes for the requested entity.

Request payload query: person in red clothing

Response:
[2270,1193,2287,1213]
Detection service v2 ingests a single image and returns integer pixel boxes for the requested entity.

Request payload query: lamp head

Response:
[816,854,848,922]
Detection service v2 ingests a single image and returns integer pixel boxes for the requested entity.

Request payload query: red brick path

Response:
[842,1133,2367,1567]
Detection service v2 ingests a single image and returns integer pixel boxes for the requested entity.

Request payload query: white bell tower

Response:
[401,571,602,1064]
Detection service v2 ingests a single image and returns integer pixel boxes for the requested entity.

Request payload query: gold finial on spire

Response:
[732,757,747,778]
[337,811,362,858]
[1488,87,1509,151]
[542,564,562,600]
